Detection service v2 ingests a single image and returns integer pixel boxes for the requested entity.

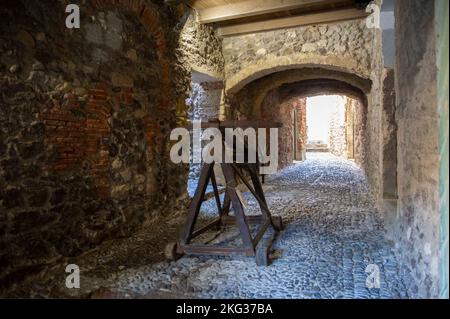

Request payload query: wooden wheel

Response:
[255,241,270,266]
[271,216,284,231]
[165,242,182,261]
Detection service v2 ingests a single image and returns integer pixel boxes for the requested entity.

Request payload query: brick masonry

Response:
[0,0,223,290]
[260,90,309,169]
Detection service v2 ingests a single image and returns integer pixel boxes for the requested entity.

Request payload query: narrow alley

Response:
[0,0,448,300]
[7,154,408,299]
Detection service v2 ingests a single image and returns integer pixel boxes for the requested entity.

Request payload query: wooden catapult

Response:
[165,119,283,266]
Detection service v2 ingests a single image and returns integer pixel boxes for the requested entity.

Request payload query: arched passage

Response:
[278,79,367,166]
[227,67,371,118]
[1,0,445,301]
[228,67,370,174]
[262,80,367,171]
[225,55,372,95]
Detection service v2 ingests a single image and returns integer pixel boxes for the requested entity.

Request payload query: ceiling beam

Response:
[197,0,339,24]
[217,7,369,37]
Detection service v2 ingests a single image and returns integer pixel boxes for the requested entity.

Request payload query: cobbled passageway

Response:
[84,153,408,299]
[17,153,408,299]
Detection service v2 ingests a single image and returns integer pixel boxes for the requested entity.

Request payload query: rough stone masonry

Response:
[0,0,447,300]
[0,0,224,291]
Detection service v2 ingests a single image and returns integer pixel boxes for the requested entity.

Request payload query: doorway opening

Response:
[286,94,360,162]
[305,95,349,158]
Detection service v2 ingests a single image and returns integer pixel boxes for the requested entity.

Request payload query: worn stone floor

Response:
[8,153,409,299]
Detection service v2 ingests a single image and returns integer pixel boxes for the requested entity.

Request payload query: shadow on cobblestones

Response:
[7,153,409,299]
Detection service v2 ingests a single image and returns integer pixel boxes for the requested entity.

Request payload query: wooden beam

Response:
[197,0,339,23]
[217,7,369,37]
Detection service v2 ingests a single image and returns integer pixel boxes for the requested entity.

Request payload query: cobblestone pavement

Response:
[9,153,408,299]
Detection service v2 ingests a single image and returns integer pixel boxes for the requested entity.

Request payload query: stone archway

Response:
[277,79,368,165]
[225,55,372,95]
[227,66,372,172]
[227,67,371,119]
[256,80,368,170]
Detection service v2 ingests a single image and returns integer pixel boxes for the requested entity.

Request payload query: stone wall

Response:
[365,18,384,206]
[345,98,355,159]
[296,98,307,161]
[353,99,367,171]
[261,90,291,169]
[223,13,384,202]
[393,0,440,298]
[347,99,367,170]
[186,81,223,179]
[382,68,397,198]
[223,19,375,93]
[328,97,347,158]
[343,97,367,169]
[436,0,449,299]
[260,91,308,169]
[178,11,225,181]
[178,12,224,80]
[0,0,223,290]
[187,81,223,121]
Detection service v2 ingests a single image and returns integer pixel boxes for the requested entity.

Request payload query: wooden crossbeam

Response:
[217,7,369,37]
[196,0,341,23]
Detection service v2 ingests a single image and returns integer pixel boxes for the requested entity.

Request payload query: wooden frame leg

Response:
[210,168,223,217]
[221,191,231,217]
[232,163,272,221]
[180,163,213,244]
[221,163,254,254]
[248,164,271,219]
